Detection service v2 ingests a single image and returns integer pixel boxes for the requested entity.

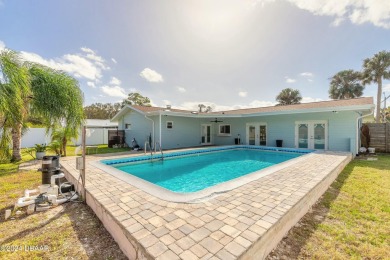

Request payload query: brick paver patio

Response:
[61,149,351,259]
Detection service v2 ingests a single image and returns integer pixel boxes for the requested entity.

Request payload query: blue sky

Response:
[1,0,389,111]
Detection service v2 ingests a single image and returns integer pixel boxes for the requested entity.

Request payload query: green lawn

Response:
[268,155,390,259]
[0,147,128,259]
[1,152,389,259]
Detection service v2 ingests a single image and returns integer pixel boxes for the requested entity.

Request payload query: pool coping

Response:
[91,147,315,203]
[60,147,352,260]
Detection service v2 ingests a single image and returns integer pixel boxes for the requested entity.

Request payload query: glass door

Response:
[259,125,267,146]
[201,124,212,145]
[298,124,309,148]
[246,123,267,146]
[248,125,256,145]
[296,121,327,150]
[314,123,325,149]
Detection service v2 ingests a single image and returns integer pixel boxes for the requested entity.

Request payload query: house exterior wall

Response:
[159,116,208,149]
[119,110,359,153]
[120,110,154,147]
[202,111,357,153]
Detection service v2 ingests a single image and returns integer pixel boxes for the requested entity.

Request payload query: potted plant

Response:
[34,143,47,160]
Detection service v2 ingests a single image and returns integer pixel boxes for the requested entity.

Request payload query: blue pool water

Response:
[110,149,303,193]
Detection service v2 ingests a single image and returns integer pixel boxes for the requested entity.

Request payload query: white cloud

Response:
[247,100,276,107]
[301,96,324,103]
[0,40,5,51]
[87,81,96,88]
[285,77,296,83]
[101,85,127,98]
[238,91,248,97]
[177,86,186,93]
[140,68,163,83]
[20,48,110,81]
[300,72,314,77]
[299,72,314,82]
[285,0,390,29]
[174,100,276,112]
[162,100,171,106]
[110,77,121,85]
[111,58,117,64]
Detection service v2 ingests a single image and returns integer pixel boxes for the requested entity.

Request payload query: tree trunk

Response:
[11,123,22,161]
[62,137,67,157]
[376,77,382,123]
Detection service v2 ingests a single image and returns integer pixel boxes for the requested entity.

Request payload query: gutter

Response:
[145,114,155,149]
[146,105,374,118]
[355,109,374,155]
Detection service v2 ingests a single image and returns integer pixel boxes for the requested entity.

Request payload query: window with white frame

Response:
[218,124,231,136]
[166,121,173,129]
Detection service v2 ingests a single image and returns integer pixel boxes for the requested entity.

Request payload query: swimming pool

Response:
[95,146,313,201]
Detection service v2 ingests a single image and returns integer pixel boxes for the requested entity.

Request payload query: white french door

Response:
[295,121,327,150]
[201,124,212,145]
[246,123,267,146]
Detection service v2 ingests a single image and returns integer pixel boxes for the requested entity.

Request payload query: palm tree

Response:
[329,70,364,99]
[276,88,302,106]
[362,50,390,123]
[0,50,31,161]
[0,49,84,161]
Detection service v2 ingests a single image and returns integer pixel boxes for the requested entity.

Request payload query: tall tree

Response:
[198,104,212,113]
[0,49,84,161]
[362,50,390,123]
[122,92,151,107]
[84,102,122,119]
[0,50,31,161]
[276,88,302,106]
[28,63,85,157]
[329,70,364,99]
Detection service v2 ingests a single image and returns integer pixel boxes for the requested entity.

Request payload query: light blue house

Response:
[111,97,374,155]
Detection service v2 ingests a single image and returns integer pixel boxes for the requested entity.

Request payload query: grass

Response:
[268,155,390,259]
[1,150,388,259]
[65,144,130,156]
[0,150,127,259]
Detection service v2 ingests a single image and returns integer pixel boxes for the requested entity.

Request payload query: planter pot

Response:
[368,147,375,154]
[36,151,46,160]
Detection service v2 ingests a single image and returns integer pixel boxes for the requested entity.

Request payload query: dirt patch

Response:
[266,199,330,259]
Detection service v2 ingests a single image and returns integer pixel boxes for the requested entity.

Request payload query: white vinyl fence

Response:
[21,128,51,148]
[1,128,109,148]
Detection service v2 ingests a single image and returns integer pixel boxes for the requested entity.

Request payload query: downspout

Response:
[159,111,162,148]
[145,114,155,149]
[356,109,374,156]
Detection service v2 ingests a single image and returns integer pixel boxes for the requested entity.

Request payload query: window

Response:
[125,123,131,130]
[166,121,173,129]
[219,124,231,136]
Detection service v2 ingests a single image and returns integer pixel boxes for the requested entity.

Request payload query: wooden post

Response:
[81,125,86,202]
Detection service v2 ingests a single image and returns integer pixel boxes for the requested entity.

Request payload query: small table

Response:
[86,146,98,154]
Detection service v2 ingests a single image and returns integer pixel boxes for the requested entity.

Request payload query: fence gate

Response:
[366,123,390,152]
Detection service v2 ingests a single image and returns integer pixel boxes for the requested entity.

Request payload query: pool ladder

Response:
[144,141,164,161]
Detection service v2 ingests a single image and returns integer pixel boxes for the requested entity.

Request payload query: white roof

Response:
[86,119,118,127]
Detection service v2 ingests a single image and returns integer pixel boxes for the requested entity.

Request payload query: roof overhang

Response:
[111,102,374,121]
[111,105,147,122]
[144,104,374,118]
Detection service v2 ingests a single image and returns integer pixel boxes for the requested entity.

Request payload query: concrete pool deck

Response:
[61,148,352,260]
